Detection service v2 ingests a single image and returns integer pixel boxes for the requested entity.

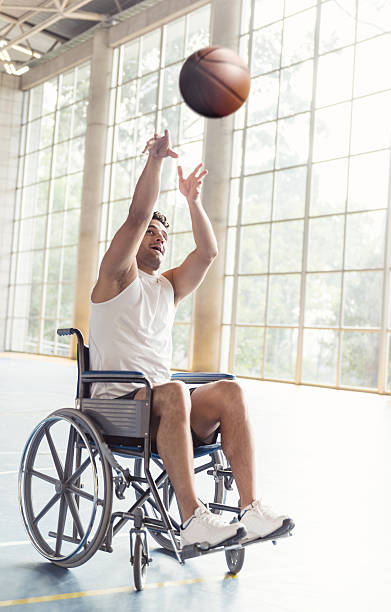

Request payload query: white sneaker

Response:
[239,499,294,540]
[180,501,247,548]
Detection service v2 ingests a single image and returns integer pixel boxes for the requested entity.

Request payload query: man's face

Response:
[136,220,168,271]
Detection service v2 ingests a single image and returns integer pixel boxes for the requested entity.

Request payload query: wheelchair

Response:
[18,328,294,591]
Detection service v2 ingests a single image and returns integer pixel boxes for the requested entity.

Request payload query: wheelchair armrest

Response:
[171,372,236,385]
[82,370,152,390]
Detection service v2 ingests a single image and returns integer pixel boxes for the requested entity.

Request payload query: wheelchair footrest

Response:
[181,526,246,560]
[241,518,295,546]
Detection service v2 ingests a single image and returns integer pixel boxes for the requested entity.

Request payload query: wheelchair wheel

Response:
[133,535,148,591]
[133,449,227,551]
[225,547,245,574]
[19,408,113,568]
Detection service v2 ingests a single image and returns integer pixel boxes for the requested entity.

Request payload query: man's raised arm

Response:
[92,130,177,300]
[163,163,218,304]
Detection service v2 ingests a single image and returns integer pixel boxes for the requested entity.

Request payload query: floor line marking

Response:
[0,574,238,606]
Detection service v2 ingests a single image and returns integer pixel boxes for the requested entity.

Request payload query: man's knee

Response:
[154,380,191,420]
[214,380,247,418]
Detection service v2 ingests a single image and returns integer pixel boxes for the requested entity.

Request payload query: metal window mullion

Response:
[39,73,61,355]
[295,0,322,384]
[377,142,391,394]
[262,4,287,380]
[228,1,255,373]
[336,0,359,388]
[6,93,27,351]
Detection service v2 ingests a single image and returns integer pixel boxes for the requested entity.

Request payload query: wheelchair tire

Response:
[133,449,227,552]
[19,408,113,568]
[225,547,245,574]
[133,534,148,591]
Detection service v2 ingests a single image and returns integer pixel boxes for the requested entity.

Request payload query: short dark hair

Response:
[152,211,169,229]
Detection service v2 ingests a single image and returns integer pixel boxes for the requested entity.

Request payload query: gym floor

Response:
[0,353,390,611]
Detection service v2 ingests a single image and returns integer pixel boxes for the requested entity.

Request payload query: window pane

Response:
[354,35,391,97]
[161,105,180,145]
[267,274,300,325]
[229,179,240,226]
[121,40,139,83]
[225,228,237,275]
[251,22,283,76]
[47,248,61,283]
[223,276,234,324]
[316,47,354,107]
[75,63,90,100]
[175,294,193,323]
[264,327,297,380]
[237,276,267,325]
[279,60,313,117]
[350,92,391,155]
[186,5,210,55]
[273,167,306,220]
[307,216,344,271]
[302,329,338,385]
[164,18,185,65]
[313,103,351,162]
[344,211,386,269]
[269,220,303,273]
[242,173,273,224]
[357,0,391,41]
[281,8,316,66]
[319,0,356,54]
[254,0,283,28]
[348,151,389,211]
[231,130,243,177]
[305,272,341,326]
[340,331,379,388]
[138,72,158,115]
[181,104,204,142]
[276,113,310,169]
[310,158,348,216]
[245,122,276,174]
[111,159,133,201]
[248,72,279,125]
[141,30,161,74]
[172,324,190,369]
[234,326,263,377]
[171,232,195,267]
[343,271,383,327]
[239,225,270,274]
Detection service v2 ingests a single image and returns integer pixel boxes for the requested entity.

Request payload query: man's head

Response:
[136,211,169,273]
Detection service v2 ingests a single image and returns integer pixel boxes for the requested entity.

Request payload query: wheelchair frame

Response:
[18,328,294,591]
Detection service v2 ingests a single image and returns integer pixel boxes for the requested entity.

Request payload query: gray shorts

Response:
[106,386,218,451]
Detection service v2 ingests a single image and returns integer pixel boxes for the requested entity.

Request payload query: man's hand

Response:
[178,163,208,203]
[142,129,178,159]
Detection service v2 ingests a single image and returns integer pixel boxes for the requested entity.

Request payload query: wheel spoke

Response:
[64,491,85,541]
[45,428,64,480]
[63,426,76,480]
[65,455,92,486]
[33,492,61,525]
[55,495,68,556]
[67,483,104,506]
[30,469,59,486]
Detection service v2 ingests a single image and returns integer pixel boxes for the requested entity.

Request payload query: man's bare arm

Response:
[163,164,218,304]
[92,131,177,301]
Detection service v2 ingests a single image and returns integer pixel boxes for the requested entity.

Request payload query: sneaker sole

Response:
[243,518,295,543]
[181,525,247,556]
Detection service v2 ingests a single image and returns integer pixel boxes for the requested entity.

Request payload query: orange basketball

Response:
[179,46,251,118]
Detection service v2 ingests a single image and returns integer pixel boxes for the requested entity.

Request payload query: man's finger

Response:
[168,149,179,158]
[191,162,203,175]
[177,165,183,179]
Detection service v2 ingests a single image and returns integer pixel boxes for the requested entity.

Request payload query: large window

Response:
[6,63,90,356]
[221,0,391,391]
[101,5,210,370]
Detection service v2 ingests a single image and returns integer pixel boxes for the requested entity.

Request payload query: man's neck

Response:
[138,263,159,276]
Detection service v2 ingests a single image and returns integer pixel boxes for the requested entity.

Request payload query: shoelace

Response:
[195,507,229,528]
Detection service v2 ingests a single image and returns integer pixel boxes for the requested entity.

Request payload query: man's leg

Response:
[189,380,256,510]
[134,380,198,522]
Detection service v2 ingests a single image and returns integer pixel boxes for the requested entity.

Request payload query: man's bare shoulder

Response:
[91,266,137,303]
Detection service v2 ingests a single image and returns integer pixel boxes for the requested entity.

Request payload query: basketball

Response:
[179,46,251,118]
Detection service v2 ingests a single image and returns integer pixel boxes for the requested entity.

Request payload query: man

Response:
[89,129,293,548]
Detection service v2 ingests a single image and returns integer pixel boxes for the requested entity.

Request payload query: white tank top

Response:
[89,269,176,399]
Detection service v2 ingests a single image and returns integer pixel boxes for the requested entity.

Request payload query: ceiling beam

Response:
[2,6,107,20]
[2,0,93,50]
[0,11,68,43]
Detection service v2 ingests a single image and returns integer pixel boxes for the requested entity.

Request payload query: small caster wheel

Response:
[225,547,245,574]
[133,534,148,591]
